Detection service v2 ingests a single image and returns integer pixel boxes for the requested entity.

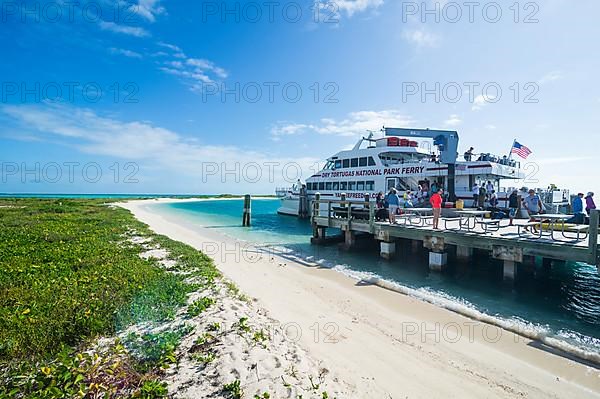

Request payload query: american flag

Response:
[511,141,532,159]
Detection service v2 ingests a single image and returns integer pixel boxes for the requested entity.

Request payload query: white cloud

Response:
[157,41,182,53]
[109,47,143,59]
[98,21,150,37]
[323,0,384,17]
[471,94,497,111]
[154,42,228,89]
[443,114,462,127]
[272,110,415,139]
[1,104,319,191]
[538,70,562,85]
[402,29,440,48]
[485,124,497,130]
[129,0,165,23]
[270,123,313,141]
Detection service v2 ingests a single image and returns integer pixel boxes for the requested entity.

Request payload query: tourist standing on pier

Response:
[386,188,400,224]
[508,190,520,226]
[585,192,596,215]
[431,189,443,230]
[567,193,586,224]
[403,191,414,208]
[472,183,479,207]
[523,189,543,221]
[375,192,386,221]
[489,190,499,208]
[478,185,487,209]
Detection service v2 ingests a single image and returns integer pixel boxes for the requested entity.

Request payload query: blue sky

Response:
[1,0,599,195]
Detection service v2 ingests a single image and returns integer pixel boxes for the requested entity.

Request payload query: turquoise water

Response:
[158,199,600,355]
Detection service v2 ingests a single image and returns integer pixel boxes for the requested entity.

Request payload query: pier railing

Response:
[311,196,376,231]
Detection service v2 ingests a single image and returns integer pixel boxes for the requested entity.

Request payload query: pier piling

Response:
[590,210,599,269]
[380,241,396,260]
[343,229,356,250]
[503,261,517,280]
[298,185,309,219]
[242,194,251,227]
[429,252,448,271]
[456,246,473,261]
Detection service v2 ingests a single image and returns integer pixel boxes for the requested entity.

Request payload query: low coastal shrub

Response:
[187,297,216,317]
[125,325,194,371]
[0,199,219,398]
[223,379,243,399]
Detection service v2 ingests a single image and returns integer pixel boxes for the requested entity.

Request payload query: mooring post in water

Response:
[590,209,599,268]
[312,192,321,220]
[298,183,309,219]
[242,194,251,227]
[312,193,321,239]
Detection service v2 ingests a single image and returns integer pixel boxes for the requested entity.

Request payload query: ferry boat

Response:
[277,127,531,216]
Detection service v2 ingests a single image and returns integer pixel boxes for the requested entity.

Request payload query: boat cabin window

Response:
[306,183,312,190]
[325,182,332,190]
[333,182,340,190]
[351,158,359,168]
[366,181,375,191]
[357,181,365,191]
[359,157,368,167]
[368,157,376,166]
[334,160,342,169]
[341,181,348,190]
[348,181,356,191]
[324,161,334,170]
[387,178,396,191]
[318,182,325,190]
[342,159,350,168]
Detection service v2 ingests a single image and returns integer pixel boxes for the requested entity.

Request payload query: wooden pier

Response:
[310,197,600,279]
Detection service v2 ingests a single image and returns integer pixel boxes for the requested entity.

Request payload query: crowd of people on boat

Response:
[463,147,517,166]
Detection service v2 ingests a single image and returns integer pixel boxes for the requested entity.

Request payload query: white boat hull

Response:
[277,197,300,216]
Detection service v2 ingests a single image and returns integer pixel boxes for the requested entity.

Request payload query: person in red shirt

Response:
[430,188,444,229]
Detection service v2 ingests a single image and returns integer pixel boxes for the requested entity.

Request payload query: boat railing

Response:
[475,153,520,168]
[275,187,294,196]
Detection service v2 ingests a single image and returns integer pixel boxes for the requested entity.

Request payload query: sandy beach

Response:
[120,198,600,398]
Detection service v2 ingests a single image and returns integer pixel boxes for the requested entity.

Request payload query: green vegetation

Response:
[0,198,220,398]
[235,317,251,334]
[125,325,194,371]
[224,280,250,302]
[223,379,243,399]
[187,297,216,317]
